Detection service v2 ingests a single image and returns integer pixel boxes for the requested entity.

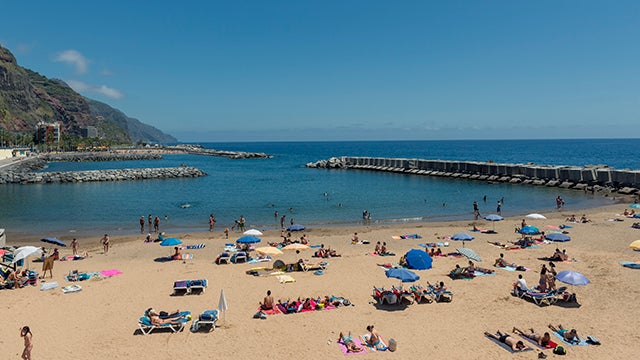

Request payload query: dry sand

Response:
[2,203,640,359]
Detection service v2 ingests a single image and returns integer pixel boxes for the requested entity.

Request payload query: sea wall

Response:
[0,166,206,184]
[306,157,640,195]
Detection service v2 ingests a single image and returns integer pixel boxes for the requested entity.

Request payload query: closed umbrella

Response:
[12,246,42,263]
[555,270,590,286]
[236,236,261,244]
[218,289,228,324]
[385,268,420,282]
[282,243,309,251]
[525,213,547,220]
[545,233,571,242]
[405,249,432,270]
[255,246,283,256]
[243,229,263,236]
[41,237,67,247]
[629,240,640,251]
[456,247,482,262]
[519,226,540,235]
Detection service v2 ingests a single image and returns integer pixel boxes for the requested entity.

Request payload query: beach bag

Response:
[553,345,566,355]
[387,338,397,352]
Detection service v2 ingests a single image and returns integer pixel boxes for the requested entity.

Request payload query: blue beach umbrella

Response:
[451,233,474,241]
[236,236,261,244]
[385,268,420,282]
[519,226,540,235]
[287,224,306,231]
[41,237,67,247]
[545,233,571,242]
[405,249,432,270]
[160,237,182,246]
[484,214,504,221]
[555,270,590,286]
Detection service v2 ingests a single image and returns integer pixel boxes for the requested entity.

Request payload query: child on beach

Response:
[20,326,32,360]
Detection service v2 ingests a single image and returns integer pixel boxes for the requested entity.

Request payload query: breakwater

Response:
[307,157,640,195]
[164,144,272,159]
[0,166,206,184]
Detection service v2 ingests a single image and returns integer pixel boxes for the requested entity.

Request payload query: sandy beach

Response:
[2,203,640,359]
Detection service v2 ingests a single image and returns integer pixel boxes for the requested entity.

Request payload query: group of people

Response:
[314,244,340,258]
[339,325,385,353]
[494,253,526,271]
[139,215,162,234]
[549,248,570,262]
[373,242,390,256]
[566,214,591,223]
[259,290,351,315]
[1,268,31,289]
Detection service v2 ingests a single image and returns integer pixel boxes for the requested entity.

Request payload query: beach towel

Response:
[257,306,281,316]
[61,284,82,293]
[99,269,123,277]
[485,334,533,353]
[496,266,528,272]
[40,281,58,291]
[518,334,557,350]
[473,271,495,277]
[360,334,387,352]
[620,261,640,269]
[552,331,589,346]
[337,338,368,355]
[277,275,295,284]
[185,244,205,249]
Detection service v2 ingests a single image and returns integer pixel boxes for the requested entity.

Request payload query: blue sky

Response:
[1,1,639,141]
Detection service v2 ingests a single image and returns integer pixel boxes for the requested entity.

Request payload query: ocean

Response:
[1,138,638,239]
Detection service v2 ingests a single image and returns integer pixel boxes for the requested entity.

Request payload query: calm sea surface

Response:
[2,139,638,239]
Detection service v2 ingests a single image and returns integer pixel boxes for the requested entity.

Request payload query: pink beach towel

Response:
[258,306,281,316]
[337,337,368,355]
[99,269,123,277]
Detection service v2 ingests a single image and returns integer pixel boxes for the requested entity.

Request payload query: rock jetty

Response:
[307,156,640,195]
[164,144,272,159]
[0,166,206,184]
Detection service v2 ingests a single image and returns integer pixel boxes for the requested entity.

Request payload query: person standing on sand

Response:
[153,216,160,233]
[497,201,502,215]
[224,227,229,239]
[473,201,480,220]
[20,326,32,360]
[280,215,286,229]
[71,238,78,256]
[209,214,216,232]
[139,216,145,233]
[101,234,110,254]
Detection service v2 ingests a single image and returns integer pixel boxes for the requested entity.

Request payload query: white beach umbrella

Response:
[12,246,42,263]
[525,213,547,220]
[243,229,263,236]
[218,289,228,323]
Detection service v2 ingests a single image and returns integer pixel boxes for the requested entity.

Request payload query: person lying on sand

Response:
[339,332,364,353]
[548,324,580,344]
[467,261,494,274]
[512,327,551,347]
[485,330,527,351]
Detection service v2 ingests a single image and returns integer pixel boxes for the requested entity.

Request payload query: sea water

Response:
[1,139,638,239]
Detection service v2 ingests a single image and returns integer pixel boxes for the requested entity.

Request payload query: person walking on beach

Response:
[209,214,216,232]
[473,201,480,220]
[496,201,502,215]
[139,216,145,233]
[71,238,78,256]
[224,227,229,239]
[153,216,160,233]
[20,326,33,360]
[280,215,286,229]
[101,234,110,255]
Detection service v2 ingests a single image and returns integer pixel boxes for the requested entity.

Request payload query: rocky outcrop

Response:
[165,144,272,159]
[0,166,206,184]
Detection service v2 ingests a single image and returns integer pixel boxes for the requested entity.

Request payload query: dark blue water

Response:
[2,139,637,238]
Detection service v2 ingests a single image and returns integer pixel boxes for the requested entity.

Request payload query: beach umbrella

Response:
[630,204,640,209]
[484,214,504,221]
[243,229,263,236]
[555,270,590,286]
[385,268,420,282]
[545,233,571,242]
[286,224,306,231]
[282,243,309,251]
[12,246,42,263]
[405,249,432,270]
[451,233,474,241]
[160,237,182,246]
[236,236,261,244]
[218,288,228,324]
[629,240,640,251]
[456,247,482,262]
[41,237,67,247]
[519,226,540,235]
[255,246,283,256]
[525,213,547,220]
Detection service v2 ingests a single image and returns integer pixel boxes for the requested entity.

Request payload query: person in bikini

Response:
[548,324,580,344]
[512,327,551,347]
[485,330,527,351]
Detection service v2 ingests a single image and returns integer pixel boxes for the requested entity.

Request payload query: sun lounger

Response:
[409,285,434,303]
[427,284,453,302]
[231,251,247,263]
[300,261,327,272]
[372,287,398,305]
[190,309,219,332]
[217,252,231,264]
[513,287,559,306]
[138,316,188,335]
[187,279,207,294]
[391,285,415,304]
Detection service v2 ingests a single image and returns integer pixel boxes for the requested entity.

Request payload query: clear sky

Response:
[1,1,639,142]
